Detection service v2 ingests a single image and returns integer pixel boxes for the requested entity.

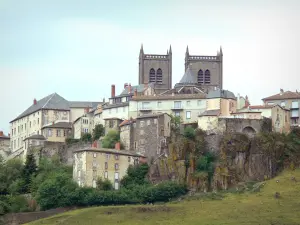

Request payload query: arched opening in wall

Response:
[242,126,256,138]
[149,68,156,83]
[156,68,162,84]
[204,70,211,84]
[197,70,204,84]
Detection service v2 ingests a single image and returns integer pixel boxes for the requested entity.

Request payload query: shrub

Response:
[8,195,31,213]
[0,200,10,215]
[184,127,196,140]
[101,130,120,148]
[81,133,92,142]
[96,178,113,191]
[120,163,150,188]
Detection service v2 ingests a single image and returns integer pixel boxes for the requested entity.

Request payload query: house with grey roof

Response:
[9,92,104,159]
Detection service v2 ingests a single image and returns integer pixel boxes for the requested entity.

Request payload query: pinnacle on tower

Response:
[220,46,223,55]
[140,44,144,53]
[167,49,169,54]
[186,45,189,55]
[169,45,172,54]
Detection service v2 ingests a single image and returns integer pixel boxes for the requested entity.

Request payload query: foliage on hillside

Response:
[28,169,300,225]
[101,130,120,148]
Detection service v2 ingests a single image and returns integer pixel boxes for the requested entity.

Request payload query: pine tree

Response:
[22,154,37,193]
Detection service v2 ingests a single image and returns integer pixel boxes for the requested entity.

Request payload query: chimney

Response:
[134,88,138,97]
[128,83,132,94]
[8,133,10,137]
[102,98,105,103]
[0,131,3,137]
[111,84,116,97]
[115,142,120,150]
[33,98,37,105]
[280,89,284,95]
[124,83,128,89]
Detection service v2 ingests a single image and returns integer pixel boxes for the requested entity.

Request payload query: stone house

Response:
[23,134,46,157]
[73,110,94,139]
[42,122,72,142]
[73,147,146,189]
[119,119,136,151]
[104,118,123,135]
[0,131,10,160]
[262,89,300,127]
[134,113,171,163]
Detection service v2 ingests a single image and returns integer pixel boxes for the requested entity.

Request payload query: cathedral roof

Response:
[178,66,196,84]
[207,89,236,100]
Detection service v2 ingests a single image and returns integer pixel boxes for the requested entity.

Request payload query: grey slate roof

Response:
[199,110,220,116]
[69,101,103,108]
[178,67,196,84]
[11,93,70,123]
[118,83,155,97]
[42,122,72,129]
[11,93,104,123]
[207,89,236,100]
[24,134,46,141]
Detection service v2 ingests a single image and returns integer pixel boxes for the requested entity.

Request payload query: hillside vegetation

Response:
[27,169,300,225]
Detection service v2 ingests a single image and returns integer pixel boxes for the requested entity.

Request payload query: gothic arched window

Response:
[205,70,211,84]
[197,70,204,84]
[149,68,156,83]
[156,68,162,84]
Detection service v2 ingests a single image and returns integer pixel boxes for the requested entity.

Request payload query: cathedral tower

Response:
[139,45,172,94]
[184,46,223,93]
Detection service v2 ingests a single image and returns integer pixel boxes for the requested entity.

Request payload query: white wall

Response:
[102,106,129,120]
[129,99,206,123]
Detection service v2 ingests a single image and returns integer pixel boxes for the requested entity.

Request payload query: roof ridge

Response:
[41,93,56,109]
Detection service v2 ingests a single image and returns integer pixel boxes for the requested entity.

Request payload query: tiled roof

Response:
[24,134,46,141]
[118,83,155,96]
[0,135,10,140]
[199,109,220,116]
[42,122,72,129]
[207,89,236,99]
[11,93,70,123]
[103,102,129,109]
[178,66,196,84]
[103,117,123,121]
[119,119,136,127]
[262,91,300,101]
[132,93,206,101]
[74,148,146,157]
[249,105,273,109]
[69,101,103,108]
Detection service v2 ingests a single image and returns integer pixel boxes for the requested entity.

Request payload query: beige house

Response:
[73,148,146,189]
[9,93,103,159]
[73,112,94,139]
[42,122,72,142]
[0,131,10,160]
[104,118,123,135]
[262,89,300,127]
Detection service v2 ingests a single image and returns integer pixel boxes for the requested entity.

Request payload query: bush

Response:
[96,178,113,191]
[184,127,196,140]
[0,200,10,215]
[8,195,30,213]
[81,133,92,142]
[120,163,149,188]
[101,130,120,148]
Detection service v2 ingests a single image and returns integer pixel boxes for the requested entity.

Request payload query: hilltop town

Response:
[1,45,300,224]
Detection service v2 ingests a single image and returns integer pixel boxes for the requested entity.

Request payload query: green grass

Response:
[27,169,300,225]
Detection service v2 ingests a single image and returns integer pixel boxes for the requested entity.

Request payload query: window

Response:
[106,154,110,160]
[204,70,211,84]
[174,101,181,109]
[134,142,137,149]
[154,119,157,124]
[187,101,190,106]
[104,171,108,179]
[92,179,96,188]
[291,110,299,117]
[128,156,131,162]
[25,124,26,130]
[149,68,156,83]
[56,129,61,137]
[281,101,285,107]
[285,115,287,122]
[157,101,161,108]
[142,102,150,109]
[156,68,162,84]
[30,121,31,128]
[197,70,204,84]
[140,121,145,127]
[105,162,108,169]
[140,129,144,135]
[147,120,151,126]
[115,163,119,170]
[109,120,113,128]
[63,130,66,137]
[175,111,180,117]
[292,101,299,108]
[93,153,97,158]
[115,154,119,160]
[48,129,52,137]
[38,118,39,124]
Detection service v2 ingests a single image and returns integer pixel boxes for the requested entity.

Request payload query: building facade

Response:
[138,45,172,94]
[262,89,300,127]
[184,46,223,93]
[73,148,145,189]
[42,122,72,142]
[119,119,136,151]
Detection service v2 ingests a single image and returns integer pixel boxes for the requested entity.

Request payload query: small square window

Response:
[128,156,131,162]
[104,171,108,179]
[186,111,191,119]
[115,163,119,170]
[93,153,97,158]
[115,154,119,160]
[105,162,108,169]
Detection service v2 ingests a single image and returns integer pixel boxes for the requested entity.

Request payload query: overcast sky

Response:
[1,0,300,134]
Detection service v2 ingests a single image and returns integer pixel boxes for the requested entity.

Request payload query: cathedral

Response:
[138,45,223,94]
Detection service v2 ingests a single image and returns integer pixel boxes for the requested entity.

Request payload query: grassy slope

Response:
[27,170,300,225]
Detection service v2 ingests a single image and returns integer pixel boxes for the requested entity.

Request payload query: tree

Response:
[93,124,105,141]
[81,133,92,142]
[101,130,120,148]
[120,163,149,188]
[0,158,23,194]
[22,154,37,193]
[96,178,113,191]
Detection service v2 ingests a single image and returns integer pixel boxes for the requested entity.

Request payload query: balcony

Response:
[171,106,184,111]
[139,107,152,111]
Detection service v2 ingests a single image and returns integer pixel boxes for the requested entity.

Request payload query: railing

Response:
[139,107,152,111]
[188,56,218,60]
[144,55,168,59]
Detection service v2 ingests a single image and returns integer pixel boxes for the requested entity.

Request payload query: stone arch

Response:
[242,126,256,137]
